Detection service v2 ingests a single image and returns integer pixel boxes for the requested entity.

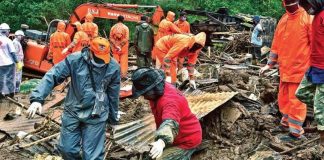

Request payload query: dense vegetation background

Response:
[0,0,284,34]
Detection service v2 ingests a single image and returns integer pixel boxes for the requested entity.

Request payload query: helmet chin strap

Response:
[285,2,299,14]
[285,1,298,6]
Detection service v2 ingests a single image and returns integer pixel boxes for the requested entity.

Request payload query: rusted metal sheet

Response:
[0,116,44,136]
[113,91,238,153]
[0,91,65,137]
[187,92,238,119]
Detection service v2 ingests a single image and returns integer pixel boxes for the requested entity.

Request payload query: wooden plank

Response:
[269,142,291,152]
[42,92,66,112]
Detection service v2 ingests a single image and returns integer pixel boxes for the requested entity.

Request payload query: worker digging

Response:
[2,1,324,160]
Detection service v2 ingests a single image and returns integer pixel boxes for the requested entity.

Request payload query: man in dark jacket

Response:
[134,16,154,67]
[27,37,120,160]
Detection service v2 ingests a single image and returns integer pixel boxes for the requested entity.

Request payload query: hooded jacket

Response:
[268,8,312,83]
[82,14,98,39]
[71,22,90,52]
[156,32,206,76]
[134,22,154,53]
[30,48,120,125]
[157,11,182,40]
[174,20,190,33]
[49,22,71,64]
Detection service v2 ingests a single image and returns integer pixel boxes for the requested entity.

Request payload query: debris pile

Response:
[0,11,322,160]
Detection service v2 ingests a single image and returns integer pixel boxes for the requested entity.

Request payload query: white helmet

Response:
[0,23,10,30]
[15,30,25,36]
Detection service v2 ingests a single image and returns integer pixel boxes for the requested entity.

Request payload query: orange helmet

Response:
[166,11,175,22]
[85,13,94,22]
[90,37,111,64]
[57,21,66,32]
[73,21,82,31]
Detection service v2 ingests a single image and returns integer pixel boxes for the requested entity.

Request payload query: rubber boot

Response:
[279,133,307,143]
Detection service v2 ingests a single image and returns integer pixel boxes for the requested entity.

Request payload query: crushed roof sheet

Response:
[113,91,238,153]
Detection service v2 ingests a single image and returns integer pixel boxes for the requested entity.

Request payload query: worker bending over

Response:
[62,21,90,54]
[131,67,202,160]
[260,0,312,142]
[153,11,183,67]
[174,11,191,33]
[110,15,129,78]
[13,30,25,93]
[49,21,71,64]
[297,0,324,147]
[28,37,120,160]
[82,13,98,40]
[155,32,206,88]
[0,23,22,98]
[134,16,154,67]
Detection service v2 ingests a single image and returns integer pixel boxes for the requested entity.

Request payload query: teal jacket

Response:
[30,48,121,125]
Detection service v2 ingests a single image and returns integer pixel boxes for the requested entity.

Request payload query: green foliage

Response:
[0,0,284,34]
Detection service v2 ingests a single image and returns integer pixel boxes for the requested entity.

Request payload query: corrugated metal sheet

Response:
[113,115,155,153]
[113,91,238,153]
[0,116,45,136]
[0,92,65,136]
[187,92,238,119]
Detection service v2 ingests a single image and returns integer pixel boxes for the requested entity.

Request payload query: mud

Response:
[192,100,277,160]
[119,97,151,124]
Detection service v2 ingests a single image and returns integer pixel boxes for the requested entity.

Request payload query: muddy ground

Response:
[1,67,324,160]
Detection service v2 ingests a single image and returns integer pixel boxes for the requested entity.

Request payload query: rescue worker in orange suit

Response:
[155,32,206,88]
[260,0,312,142]
[49,21,71,64]
[174,11,191,75]
[62,22,90,54]
[110,15,129,79]
[153,11,183,68]
[131,67,202,159]
[174,11,190,33]
[81,13,98,40]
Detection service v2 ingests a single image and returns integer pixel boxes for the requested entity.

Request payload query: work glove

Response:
[259,65,271,76]
[62,48,69,55]
[166,76,172,83]
[189,80,197,89]
[150,139,166,159]
[117,111,125,122]
[27,102,42,119]
[180,68,189,82]
[16,62,24,71]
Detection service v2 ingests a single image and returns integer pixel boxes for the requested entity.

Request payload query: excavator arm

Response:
[23,2,164,74]
[66,3,164,37]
